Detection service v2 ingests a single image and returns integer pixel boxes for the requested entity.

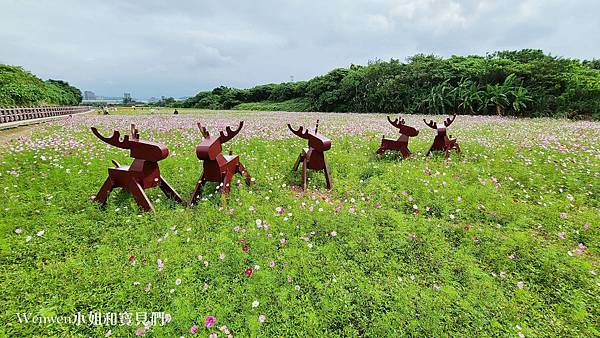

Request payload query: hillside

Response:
[0,65,82,107]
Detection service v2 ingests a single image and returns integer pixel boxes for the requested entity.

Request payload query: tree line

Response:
[176,49,599,119]
[0,65,82,106]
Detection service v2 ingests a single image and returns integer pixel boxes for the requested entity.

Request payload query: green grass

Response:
[233,98,312,112]
[0,111,598,337]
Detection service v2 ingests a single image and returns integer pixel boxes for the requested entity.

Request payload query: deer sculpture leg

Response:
[302,154,308,190]
[189,174,206,205]
[454,143,461,155]
[93,177,115,205]
[221,170,235,195]
[237,162,252,185]
[159,176,186,205]
[128,180,154,212]
[323,158,332,190]
[293,152,303,171]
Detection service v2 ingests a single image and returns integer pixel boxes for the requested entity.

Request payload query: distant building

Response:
[123,93,132,103]
[83,91,96,100]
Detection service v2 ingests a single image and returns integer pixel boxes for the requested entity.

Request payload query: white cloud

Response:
[0,0,597,99]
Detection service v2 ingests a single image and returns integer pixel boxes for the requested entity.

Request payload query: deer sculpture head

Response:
[91,124,168,162]
[387,116,419,137]
[287,120,331,152]
[423,114,456,137]
[195,121,244,161]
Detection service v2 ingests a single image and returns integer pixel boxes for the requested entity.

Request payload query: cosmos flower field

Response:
[1,108,598,337]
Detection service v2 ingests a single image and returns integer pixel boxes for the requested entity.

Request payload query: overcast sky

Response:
[1,0,599,99]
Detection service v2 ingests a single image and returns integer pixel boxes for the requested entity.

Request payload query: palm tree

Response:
[485,74,519,115]
[453,78,484,114]
[510,86,532,115]
[485,84,510,115]
[424,80,454,115]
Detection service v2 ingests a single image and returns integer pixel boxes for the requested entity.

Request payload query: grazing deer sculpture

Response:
[91,124,185,212]
[288,120,332,190]
[190,121,252,203]
[423,114,461,158]
[376,115,419,158]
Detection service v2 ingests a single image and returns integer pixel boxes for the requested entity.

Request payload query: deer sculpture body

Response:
[423,114,461,158]
[190,121,252,203]
[376,115,419,158]
[91,124,185,212]
[288,120,332,190]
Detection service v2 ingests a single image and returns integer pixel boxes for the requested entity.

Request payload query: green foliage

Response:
[179,50,600,119]
[0,65,82,106]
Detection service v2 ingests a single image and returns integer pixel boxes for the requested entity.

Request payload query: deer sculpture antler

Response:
[387,115,406,128]
[130,124,140,140]
[423,119,438,129]
[443,114,456,127]
[197,123,210,138]
[389,115,419,137]
[91,127,130,149]
[287,124,310,139]
[219,121,244,143]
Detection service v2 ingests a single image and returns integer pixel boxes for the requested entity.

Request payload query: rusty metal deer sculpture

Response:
[376,115,419,158]
[91,124,185,212]
[423,114,461,158]
[190,121,252,203]
[288,120,332,190]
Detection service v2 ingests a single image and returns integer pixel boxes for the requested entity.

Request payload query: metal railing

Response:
[0,106,92,124]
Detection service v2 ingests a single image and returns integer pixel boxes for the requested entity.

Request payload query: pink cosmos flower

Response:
[157,259,164,272]
[209,333,217,338]
[245,268,253,277]
[574,243,587,255]
[408,233,416,240]
[242,245,249,252]
[190,325,199,335]
[558,232,566,239]
[517,281,524,289]
[205,316,216,328]
[269,260,275,267]
[258,314,266,323]
[134,327,146,336]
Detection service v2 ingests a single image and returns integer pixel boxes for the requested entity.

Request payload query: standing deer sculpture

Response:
[288,120,332,190]
[91,124,185,212]
[189,121,252,204]
[423,114,461,158]
[376,115,419,158]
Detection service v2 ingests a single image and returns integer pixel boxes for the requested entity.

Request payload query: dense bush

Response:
[179,49,599,119]
[0,65,82,106]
